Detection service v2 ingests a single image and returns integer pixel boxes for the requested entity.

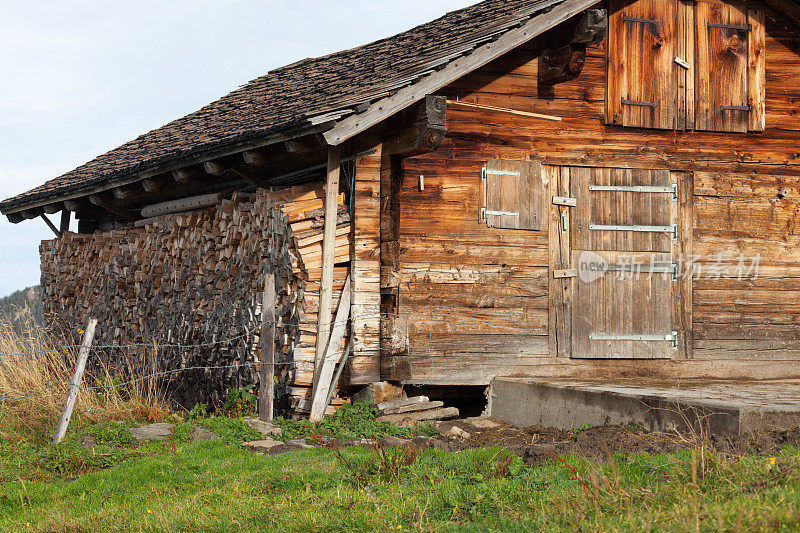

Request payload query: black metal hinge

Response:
[707,22,751,31]
[720,105,751,112]
[623,15,658,26]
[622,98,657,108]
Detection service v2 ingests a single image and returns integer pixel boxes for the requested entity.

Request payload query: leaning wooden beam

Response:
[53,318,97,444]
[140,192,223,218]
[313,145,342,389]
[447,100,562,121]
[39,214,61,238]
[322,0,597,145]
[310,275,352,423]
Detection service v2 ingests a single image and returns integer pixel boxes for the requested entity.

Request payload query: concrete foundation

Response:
[487,378,800,436]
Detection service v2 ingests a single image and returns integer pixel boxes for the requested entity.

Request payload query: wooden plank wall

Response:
[394,1,800,384]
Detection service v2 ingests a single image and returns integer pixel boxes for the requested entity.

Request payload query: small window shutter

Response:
[695,1,763,133]
[483,160,542,231]
[607,0,680,129]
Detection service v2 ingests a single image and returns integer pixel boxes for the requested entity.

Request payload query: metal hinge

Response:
[588,184,678,200]
[589,331,679,349]
[481,208,519,221]
[622,98,657,109]
[482,166,520,181]
[708,22,751,31]
[589,223,678,241]
[721,105,751,112]
[623,15,658,26]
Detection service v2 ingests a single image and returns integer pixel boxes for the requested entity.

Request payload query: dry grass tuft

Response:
[0,313,168,444]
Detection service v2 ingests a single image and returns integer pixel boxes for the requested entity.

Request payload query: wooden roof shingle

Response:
[1,0,589,213]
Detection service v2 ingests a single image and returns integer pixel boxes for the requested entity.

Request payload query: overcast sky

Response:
[0,0,479,298]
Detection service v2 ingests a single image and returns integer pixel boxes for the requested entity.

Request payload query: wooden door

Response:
[569,167,679,359]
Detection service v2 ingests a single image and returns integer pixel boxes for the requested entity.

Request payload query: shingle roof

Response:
[1,0,576,213]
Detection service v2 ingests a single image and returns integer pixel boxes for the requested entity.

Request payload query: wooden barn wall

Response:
[396,1,800,385]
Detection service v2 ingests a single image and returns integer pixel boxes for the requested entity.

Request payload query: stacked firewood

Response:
[40,183,352,413]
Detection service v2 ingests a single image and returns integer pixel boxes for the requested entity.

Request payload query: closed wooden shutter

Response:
[483,160,543,231]
[695,1,765,132]
[607,0,680,129]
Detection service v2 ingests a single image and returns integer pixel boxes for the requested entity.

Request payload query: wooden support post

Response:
[259,273,276,422]
[313,145,342,387]
[39,214,61,238]
[59,210,71,235]
[310,275,352,423]
[53,318,98,444]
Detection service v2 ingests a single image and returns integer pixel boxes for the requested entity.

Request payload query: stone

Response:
[381,400,445,416]
[243,437,283,452]
[191,426,219,441]
[377,407,460,425]
[351,382,406,406]
[348,438,378,447]
[130,423,174,441]
[379,435,412,447]
[243,417,283,438]
[467,417,503,429]
[286,439,315,449]
[410,436,436,449]
[447,426,471,439]
[80,435,96,449]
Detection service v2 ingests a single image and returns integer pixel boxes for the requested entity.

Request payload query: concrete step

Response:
[488,378,800,436]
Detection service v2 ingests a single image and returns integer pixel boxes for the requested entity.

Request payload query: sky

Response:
[0,0,479,298]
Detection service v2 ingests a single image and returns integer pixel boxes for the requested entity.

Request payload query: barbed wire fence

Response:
[0,311,539,404]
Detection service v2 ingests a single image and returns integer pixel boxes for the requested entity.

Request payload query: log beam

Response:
[113,184,139,200]
[242,150,266,166]
[203,161,226,176]
[538,9,606,85]
[43,203,62,215]
[173,168,196,183]
[89,195,138,221]
[313,145,342,391]
[378,95,448,157]
[141,177,163,193]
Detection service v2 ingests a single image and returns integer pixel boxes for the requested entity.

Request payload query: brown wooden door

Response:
[569,167,678,359]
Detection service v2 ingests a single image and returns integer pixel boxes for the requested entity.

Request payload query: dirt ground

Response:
[431,418,800,464]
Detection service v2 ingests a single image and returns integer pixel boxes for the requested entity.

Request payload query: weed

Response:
[572,423,591,435]
[221,387,257,418]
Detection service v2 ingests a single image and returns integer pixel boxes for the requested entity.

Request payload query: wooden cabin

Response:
[3,0,800,417]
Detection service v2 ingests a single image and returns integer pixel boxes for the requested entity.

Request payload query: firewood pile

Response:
[40,183,352,413]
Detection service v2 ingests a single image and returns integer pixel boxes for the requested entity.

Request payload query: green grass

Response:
[0,419,799,531]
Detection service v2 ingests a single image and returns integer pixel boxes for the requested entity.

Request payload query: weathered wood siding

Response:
[395,1,800,384]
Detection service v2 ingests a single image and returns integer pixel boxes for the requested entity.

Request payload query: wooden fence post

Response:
[259,273,276,422]
[53,318,98,444]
